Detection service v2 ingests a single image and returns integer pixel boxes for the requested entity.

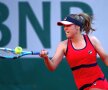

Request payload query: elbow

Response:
[48,67,56,72]
[49,69,55,72]
[50,67,55,72]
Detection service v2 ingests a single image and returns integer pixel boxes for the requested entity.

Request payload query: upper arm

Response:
[51,41,67,67]
[90,36,107,61]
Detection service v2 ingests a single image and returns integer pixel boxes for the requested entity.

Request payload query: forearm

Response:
[43,56,56,71]
[104,56,108,66]
[100,53,108,66]
[40,43,64,71]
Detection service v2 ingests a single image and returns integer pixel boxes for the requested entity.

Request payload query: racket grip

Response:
[32,51,48,55]
[32,52,40,55]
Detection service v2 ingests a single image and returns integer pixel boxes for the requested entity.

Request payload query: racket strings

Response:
[0,49,17,57]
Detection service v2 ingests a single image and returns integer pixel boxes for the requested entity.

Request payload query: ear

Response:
[75,25,80,30]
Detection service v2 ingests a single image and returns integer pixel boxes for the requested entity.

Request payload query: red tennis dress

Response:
[65,35,108,90]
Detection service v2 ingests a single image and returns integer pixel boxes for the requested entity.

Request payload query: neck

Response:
[70,34,83,43]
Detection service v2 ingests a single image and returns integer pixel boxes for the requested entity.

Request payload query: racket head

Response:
[0,48,18,59]
[0,48,40,59]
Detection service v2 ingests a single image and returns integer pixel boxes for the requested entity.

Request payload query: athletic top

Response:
[65,35,104,90]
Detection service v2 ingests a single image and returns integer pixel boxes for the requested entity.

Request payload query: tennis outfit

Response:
[65,35,108,90]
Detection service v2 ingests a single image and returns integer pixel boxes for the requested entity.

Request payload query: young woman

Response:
[39,13,108,90]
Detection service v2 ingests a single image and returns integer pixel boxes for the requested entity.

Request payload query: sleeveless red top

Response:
[65,35,104,89]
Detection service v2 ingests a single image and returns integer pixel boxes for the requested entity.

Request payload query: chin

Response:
[66,35,68,38]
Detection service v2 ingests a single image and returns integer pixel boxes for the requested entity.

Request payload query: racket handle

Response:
[32,52,40,55]
[32,51,48,55]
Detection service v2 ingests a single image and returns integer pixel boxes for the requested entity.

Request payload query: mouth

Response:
[65,32,69,34]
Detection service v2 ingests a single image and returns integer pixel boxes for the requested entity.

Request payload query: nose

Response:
[64,26,68,31]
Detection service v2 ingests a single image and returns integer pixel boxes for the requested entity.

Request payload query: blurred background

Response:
[0,0,108,90]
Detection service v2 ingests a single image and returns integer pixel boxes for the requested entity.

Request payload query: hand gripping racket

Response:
[0,48,41,59]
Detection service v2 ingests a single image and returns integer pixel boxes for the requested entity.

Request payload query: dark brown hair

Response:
[69,13,95,34]
[79,13,95,34]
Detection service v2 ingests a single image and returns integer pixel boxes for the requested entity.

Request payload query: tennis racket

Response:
[0,48,41,59]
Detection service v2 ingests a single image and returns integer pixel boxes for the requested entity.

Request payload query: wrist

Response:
[43,55,48,60]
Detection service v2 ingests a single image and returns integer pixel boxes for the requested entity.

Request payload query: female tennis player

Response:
[39,13,108,90]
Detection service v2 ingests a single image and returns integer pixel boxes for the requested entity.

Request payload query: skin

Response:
[39,24,108,90]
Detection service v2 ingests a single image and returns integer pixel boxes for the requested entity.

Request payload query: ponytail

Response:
[79,13,95,34]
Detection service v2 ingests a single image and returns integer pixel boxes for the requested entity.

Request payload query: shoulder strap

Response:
[65,39,71,55]
[84,35,95,48]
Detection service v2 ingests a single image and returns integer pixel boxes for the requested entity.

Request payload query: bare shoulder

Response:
[58,39,68,47]
[88,35,101,46]
[58,39,68,52]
